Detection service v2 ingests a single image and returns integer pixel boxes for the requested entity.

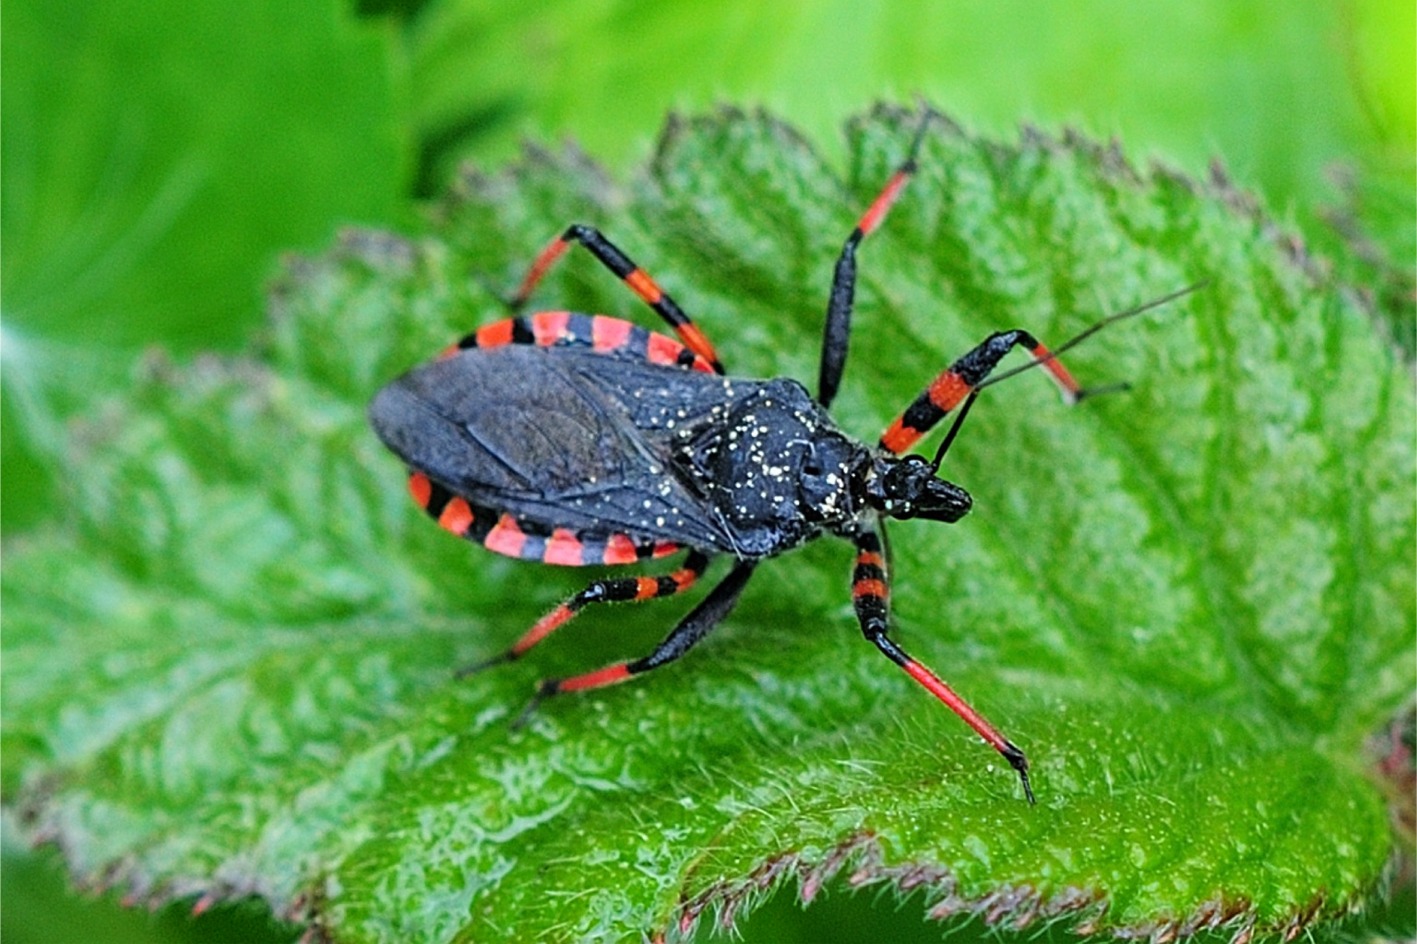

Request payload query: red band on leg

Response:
[624,268,664,304]
[880,417,923,454]
[512,604,576,656]
[857,170,912,236]
[517,238,572,301]
[674,322,722,371]
[900,659,1011,755]
[926,372,972,412]
[1029,342,1083,401]
[558,663,632,693]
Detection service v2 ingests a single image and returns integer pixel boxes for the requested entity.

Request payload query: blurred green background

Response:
[3,1,1412,941]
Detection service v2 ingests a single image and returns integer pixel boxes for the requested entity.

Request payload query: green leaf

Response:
[4,107,1411,943]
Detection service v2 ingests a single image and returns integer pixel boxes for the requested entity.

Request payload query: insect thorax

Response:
[669,378,867,557]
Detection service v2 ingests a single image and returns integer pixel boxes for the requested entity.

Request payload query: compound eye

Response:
[885,456,929,496]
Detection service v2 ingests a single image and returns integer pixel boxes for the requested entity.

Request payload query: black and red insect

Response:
[370,120,1193,803]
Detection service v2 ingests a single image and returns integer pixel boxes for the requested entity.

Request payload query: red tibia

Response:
[1029,342,1083,401]
[900,659,1012,755]
[516,237,572,301]
[852,578,888,601]
[857,170,913,236]
[511,604,576,656]
[557,662,632,693]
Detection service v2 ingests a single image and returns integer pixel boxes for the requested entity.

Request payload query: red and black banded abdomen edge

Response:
[405,470,680,567]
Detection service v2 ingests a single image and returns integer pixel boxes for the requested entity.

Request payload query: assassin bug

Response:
[370,117,1196,803]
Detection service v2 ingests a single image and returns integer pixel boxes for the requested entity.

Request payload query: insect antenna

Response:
[929,389,980,471]
[975,281,1208,396]
[927,281,1206,472]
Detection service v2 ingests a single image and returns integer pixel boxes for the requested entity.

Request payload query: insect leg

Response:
[512,560,757,727]
[457,552,713,676]
[879,285,1203,454]
[878,327,1086,454]
[817,114,932,409]
[850,528,1035,804]
[511,223,723,372]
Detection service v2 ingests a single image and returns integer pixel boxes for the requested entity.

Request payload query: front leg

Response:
[850,527,1035,804]
[817,113,932,409]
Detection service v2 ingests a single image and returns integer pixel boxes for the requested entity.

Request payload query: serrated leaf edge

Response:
[667,829,1392,944]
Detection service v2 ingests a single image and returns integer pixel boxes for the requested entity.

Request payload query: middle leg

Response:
[458,551,713,676]
[513,559,757,727]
